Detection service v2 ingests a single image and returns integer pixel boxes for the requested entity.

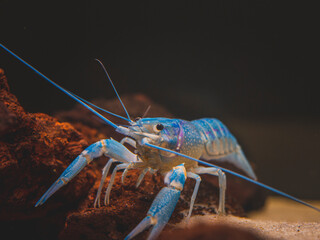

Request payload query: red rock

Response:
[0,69,266,240]
[0,69,96,239]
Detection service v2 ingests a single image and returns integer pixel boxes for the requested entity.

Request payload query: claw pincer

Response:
[35,139,136,207]
[125,164,187,240]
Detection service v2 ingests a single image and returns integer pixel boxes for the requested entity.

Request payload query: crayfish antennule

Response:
[116,126,131,136]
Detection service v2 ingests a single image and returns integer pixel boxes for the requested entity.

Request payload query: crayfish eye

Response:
[154,123,164,132]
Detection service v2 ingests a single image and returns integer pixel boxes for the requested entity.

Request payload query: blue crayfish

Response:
[0,44,319,240]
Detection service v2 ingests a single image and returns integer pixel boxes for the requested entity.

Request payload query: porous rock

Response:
[0,69,266,240]
[0,69,96,239]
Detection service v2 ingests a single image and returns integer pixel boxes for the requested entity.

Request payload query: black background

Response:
[0,1,319,199]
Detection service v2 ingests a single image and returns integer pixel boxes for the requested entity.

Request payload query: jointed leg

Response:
[104,163,129,205]
[36,140,110,207]
[194,166,226,214]
[120,137,137,149]
[120,137,140,184]
[121,162,135,184]
[94,137,139,207]
[125,216,154,240]
[186,172,201,220]
[125,164,187,240]
[103,160,145,205]
[35,138,137,207]
[122,164,154,186]
[94,158,115,208]
[136,167,151,188]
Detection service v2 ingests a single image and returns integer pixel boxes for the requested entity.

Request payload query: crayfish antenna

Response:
[142,105,151,118]
[95,59,132,122]
[68,92,130,122]
[0,44,119,129]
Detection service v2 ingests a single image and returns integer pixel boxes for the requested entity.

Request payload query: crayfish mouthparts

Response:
[116,126,162,142]
[116,126,131,135]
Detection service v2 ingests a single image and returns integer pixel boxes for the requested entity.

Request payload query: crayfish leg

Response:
[194,166,226,214]
[94,158,115,208]
[185,172,201,220]
[35,139,109,207]
[125,164,187,240]
[35,138,137,207]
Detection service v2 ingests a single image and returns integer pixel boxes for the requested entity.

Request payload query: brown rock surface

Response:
[59,169,250,240]
[159,222,264,240]
[0,69,96,239]
[0,69,266,239]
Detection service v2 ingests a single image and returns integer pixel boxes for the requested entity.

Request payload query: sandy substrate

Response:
[176,197,320,240]
[249,196,320,223]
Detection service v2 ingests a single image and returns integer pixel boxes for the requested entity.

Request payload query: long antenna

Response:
[95,59,131,122]
[69,91,130,122]
[0,44,118,129]
[142,105,151,118]
[143,141,320,212]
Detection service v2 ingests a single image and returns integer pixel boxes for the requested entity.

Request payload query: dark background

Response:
[0,1,319,199]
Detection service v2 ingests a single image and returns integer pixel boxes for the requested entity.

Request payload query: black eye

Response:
[156,123,164,131]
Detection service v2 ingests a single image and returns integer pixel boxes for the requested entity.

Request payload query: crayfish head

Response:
[116,117,202,172]
[116,117,181,150]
